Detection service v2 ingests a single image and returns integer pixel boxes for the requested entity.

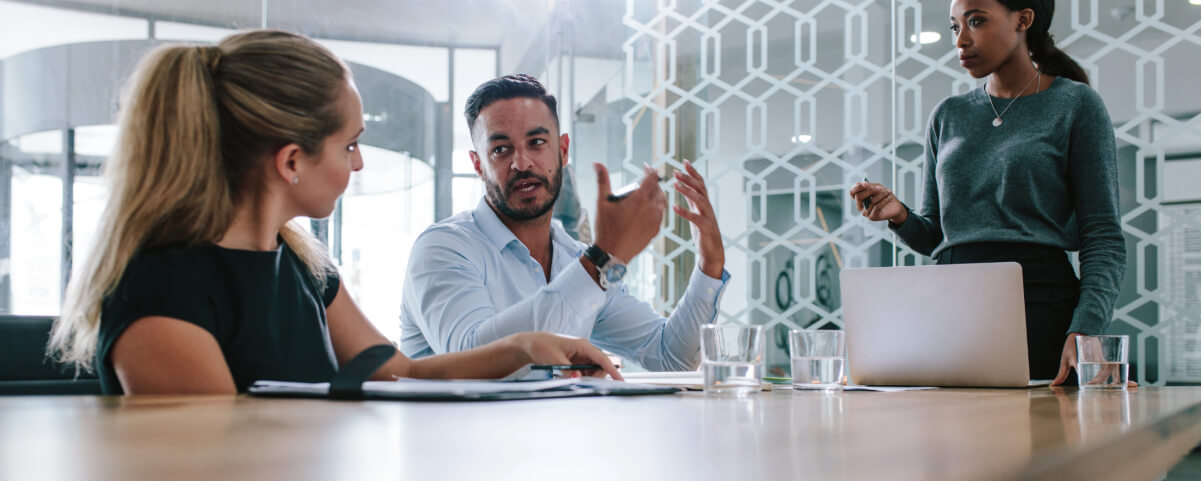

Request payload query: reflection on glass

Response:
[319,39,449,102]
[10,164,62,314]
[72,125,118,158]
[1077,390,1132,443]
[0,0,147,60]
[340,146,433,342]
[451,150,476,178]
[451,177,485,216]
[154,21,238,43]
[71,177,107,285]
[453,48,499,174]
[9,130,61,155]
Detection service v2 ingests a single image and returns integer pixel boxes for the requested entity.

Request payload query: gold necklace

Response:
[986,70,1040,127]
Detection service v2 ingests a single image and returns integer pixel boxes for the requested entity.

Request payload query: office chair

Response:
[0,316,102,395]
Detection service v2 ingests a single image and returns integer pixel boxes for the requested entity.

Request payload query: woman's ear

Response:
[1017,8,1035,32]
[273,143,303,185]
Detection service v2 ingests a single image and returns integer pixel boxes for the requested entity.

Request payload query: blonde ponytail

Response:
[52,31,348,371]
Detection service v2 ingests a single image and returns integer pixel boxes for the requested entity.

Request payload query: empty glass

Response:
[1076,335,1129,390]
[700,325,765,395]
[789,330,845,391]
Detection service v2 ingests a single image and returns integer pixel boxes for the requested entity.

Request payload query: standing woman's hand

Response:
[1052,333,1138,387]
[1051,333,1082,386]
[849,181,908,225]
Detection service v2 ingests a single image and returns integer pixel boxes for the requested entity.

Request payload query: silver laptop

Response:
[840,262,1050,388]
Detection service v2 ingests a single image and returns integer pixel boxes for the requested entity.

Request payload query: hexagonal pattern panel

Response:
[622,0,1201,383]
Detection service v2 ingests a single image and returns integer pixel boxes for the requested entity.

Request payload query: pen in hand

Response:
[608,176,670,201]
[861,177,871,210]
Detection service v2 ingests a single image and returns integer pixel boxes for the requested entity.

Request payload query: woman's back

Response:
[97,241,340,394]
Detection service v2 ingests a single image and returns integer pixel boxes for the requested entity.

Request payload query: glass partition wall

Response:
[581,0,1201,382]
[2,0,1199,384]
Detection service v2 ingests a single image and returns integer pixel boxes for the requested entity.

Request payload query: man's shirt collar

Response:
[471,197,581,256]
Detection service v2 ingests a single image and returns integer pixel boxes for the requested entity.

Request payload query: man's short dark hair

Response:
[463,74,559,134]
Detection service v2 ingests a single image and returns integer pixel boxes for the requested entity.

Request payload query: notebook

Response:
[249,376,679,402]
[246,344,678,401]
[840,262,1050,388]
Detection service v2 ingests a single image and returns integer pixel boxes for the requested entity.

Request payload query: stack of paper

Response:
[249,377,680,401]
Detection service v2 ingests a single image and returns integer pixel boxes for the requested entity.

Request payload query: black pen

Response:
[608,176,671,201]
[861,177,871,210]
[530,364,602,371]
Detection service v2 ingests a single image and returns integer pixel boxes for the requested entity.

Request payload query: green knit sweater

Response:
[893,76,1125,335]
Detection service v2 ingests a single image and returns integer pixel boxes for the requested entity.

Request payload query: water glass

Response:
[700,325,765,395]
[1076,335,1129,390]
[789,330,846,391]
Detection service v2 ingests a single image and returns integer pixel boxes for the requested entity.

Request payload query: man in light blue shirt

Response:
[399,74,730,371]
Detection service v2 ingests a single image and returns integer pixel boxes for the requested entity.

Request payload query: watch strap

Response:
[584,244,611,269]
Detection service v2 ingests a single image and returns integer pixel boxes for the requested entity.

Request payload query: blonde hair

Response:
[51,30,349,371]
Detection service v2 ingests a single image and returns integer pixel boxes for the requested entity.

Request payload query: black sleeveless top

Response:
[96,242,341,394]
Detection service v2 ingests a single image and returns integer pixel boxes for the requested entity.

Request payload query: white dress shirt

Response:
[399,198,730,371]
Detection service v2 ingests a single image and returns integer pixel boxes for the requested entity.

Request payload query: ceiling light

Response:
[910,31,942,44]
[1191,0,1201,5]
[791,134,813,144]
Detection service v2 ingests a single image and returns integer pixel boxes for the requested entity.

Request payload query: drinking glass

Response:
[1076,335,1129,390]
[700,325,765,395]
[789,330,845,391]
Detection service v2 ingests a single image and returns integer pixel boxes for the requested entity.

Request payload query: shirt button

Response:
[591,303,598,310]
[707,288,715,295]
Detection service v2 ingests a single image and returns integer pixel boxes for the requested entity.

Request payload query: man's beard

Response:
[485,157,563,221]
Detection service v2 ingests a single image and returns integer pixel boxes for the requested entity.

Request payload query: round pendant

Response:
[992,117,1003,127]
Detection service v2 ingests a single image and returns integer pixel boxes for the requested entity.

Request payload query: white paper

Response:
[621,371,703,386]
[251,378,581,396]
[250,377,674,398]
[842,385,938,392]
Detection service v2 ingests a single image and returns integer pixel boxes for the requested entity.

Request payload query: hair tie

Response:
[204,46,223,74]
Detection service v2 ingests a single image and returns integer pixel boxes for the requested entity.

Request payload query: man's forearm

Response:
[654,267,729,371]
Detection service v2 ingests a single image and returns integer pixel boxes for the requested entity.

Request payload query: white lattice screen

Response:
[619,0,1201,383]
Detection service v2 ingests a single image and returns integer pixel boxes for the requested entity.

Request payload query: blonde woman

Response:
[50,30,620,395]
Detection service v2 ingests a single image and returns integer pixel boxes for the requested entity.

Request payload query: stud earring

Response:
[291,177,299,185]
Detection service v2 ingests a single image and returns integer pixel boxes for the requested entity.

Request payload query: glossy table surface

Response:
[3,387,1201,481]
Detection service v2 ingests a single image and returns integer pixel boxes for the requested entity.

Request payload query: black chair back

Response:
[0,316,102,395]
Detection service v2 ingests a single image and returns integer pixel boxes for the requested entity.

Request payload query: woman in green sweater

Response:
[849,0,1125,385]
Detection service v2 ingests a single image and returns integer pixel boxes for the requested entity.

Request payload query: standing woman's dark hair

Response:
[997,0,1090,84]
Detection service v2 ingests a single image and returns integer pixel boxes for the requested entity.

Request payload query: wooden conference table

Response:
[3,387,1201,481]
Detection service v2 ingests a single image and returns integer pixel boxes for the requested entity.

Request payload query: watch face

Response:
[605,263,627,283]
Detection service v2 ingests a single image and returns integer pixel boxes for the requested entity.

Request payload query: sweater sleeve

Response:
[891,108,945,256]
[1065,87,1126,335]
